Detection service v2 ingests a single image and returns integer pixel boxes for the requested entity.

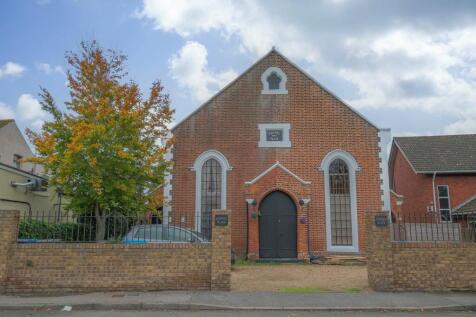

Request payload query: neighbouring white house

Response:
[0,119,65,216]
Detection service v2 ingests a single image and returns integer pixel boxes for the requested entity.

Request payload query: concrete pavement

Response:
[1,310,475,317]
[0,291,475,312]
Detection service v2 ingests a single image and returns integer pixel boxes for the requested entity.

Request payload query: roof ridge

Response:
[172,47,380,131]
[453,194,476,211]
[395,133,476,139]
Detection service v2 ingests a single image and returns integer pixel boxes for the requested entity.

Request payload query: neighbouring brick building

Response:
[164,49,391,260]
[389,134,476,221]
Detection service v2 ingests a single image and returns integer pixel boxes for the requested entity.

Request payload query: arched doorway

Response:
[259,191,297,258]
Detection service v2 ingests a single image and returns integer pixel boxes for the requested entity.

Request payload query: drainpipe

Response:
[432,172,437,219]
[245,201,249,260]
[0,198,32,216]
[245,198,257,260]
[299,198,314,261]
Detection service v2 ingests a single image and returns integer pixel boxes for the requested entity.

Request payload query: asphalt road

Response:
[1,310,475,317]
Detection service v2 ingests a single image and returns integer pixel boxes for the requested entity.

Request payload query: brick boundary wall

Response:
[0,209,231,293]
[367,211,476,291]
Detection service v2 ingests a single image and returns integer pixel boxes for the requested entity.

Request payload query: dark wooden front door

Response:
[259,191,297,258]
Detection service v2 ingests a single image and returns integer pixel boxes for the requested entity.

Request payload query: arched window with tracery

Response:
[200,158,222,238]
[320,149,360,252]
[329,159,352,246]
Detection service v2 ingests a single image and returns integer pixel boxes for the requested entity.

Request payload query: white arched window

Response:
[320,150,360,252]
[192,150,232,238]
[261,67,288,94]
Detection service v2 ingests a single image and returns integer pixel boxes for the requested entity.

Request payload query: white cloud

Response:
[444,118,476,135]
[0,62,26,78]
[139,0,318,62]
[138,0,476,134]
[36,63,65,75]
[168,41,237,102]
[0,102,15,119]
[16,94,49,128]
[0,94,50,130]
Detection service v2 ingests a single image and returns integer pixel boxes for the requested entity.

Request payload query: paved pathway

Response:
[1,309,475,317]
[0,291,475,312]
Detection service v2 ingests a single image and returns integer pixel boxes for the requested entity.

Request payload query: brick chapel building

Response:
[163,49,391,260]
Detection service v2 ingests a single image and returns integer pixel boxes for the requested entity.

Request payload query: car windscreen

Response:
[134,226,167,240]
[133,226,200,242]
[168,228,199,242]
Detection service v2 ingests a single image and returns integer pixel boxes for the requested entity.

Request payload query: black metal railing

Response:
[391,211,476,242]
[17,211,211,243]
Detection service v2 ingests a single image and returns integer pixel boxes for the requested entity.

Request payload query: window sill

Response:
[258,141,291,148]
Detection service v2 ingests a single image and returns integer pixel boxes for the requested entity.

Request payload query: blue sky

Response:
[1,0,476,140]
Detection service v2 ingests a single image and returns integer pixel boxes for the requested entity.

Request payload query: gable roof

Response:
[452,195,476,215]
[0,119,14,129]
[393,134,476,174]
[171,48,379,132]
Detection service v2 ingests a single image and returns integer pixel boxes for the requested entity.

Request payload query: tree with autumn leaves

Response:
[27,41,174,241]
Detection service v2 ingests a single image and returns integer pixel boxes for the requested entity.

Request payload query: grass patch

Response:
[281,287,331,293]
[234,259,282,266]
[343,287,362,293]
[234,259,309,267]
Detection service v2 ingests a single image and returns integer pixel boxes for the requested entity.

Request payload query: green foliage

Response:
[18,218,94,242]
[280,287,331,293]
[27,40,174,218]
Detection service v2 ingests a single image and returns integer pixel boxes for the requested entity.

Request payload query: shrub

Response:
[18,218,94,242]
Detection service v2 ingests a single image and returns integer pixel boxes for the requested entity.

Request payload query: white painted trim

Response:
[261,66,288,94]
[162,132,174,225]
[390,189,404,198]
[378,129,391,212]
[192,150,232,232]
[437,184,452,222]
[453,194,476,212]
[245,161,311,185]
[320,149,360,253]
[245,198,255,205]
[258,123,291,148]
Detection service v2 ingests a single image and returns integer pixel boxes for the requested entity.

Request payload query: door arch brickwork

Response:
[245,165,311,260]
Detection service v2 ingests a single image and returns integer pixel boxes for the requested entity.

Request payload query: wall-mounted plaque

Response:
[215,214,228,226]
[266,129,283,142]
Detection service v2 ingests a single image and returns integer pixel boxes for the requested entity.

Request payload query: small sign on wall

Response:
[215,215,228,226]
[374,213,389,227]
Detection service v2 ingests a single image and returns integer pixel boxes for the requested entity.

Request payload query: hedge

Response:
[18,218,94,242]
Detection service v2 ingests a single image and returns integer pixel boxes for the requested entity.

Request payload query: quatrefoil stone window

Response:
[261,67,288,94]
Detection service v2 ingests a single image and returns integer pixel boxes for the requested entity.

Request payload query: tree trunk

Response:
[95,202,106,242]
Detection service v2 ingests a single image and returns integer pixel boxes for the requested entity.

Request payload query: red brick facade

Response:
[168,50,383,259]
[389,145,476,218]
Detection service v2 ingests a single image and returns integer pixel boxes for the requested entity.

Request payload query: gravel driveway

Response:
[231,263,369,292]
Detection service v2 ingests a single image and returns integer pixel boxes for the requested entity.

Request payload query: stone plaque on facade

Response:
[266,129,283,141]
[215,214,228,226]
[374,213,389,227]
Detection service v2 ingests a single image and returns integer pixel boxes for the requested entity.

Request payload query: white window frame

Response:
[320,149,361,253]
[191,150,232,232]
[261,67,288,94]
[13,154,22,169]
[258,123,291,148]
[437,185,452,222]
